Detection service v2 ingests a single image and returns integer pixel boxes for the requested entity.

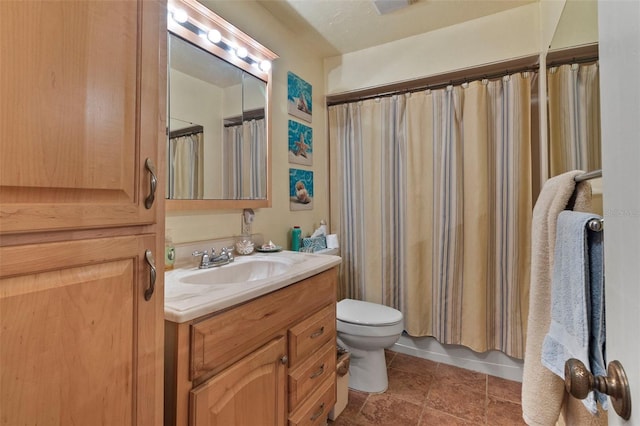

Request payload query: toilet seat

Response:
[337,299,403,326]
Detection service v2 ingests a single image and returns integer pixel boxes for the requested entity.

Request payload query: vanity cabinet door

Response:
[0,235,163,426]
[0,0,164,233]
[190,336,287,426]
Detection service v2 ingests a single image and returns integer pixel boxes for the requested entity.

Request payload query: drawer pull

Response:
[310,326,325,339]
[310,363,325,379]
[310,402,325,422]
[144,158,157,209]
[280,355,288,365]
[144,249,156,301]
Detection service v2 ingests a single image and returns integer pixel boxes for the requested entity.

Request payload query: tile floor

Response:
[329,350,525,426]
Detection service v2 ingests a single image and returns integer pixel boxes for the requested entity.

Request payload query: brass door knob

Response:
[564,358,631,420]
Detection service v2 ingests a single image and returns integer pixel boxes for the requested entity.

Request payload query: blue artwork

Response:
[287,71,312,123]
[288,120,313,166]
[289,168,313,211]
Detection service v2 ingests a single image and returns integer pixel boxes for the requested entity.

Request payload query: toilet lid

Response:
[337,299,403,326]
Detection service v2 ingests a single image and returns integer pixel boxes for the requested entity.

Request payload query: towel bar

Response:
[574,169,602,183]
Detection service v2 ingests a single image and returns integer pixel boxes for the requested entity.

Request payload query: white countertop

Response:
[164,250,341,323]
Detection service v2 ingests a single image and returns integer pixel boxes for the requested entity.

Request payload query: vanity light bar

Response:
[168,8,272,72]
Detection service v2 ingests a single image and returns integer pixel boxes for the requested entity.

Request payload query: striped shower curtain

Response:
[168,132,204,199]
[548,62,601,176]
[223,118,266,199]
[328,74,533,358]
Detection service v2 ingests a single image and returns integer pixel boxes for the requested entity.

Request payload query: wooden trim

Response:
[326,54,540,106]
[167,0,277,82]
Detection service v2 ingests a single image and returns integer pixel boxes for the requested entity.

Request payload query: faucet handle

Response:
[192,250,210,268]
[221,246,234,261]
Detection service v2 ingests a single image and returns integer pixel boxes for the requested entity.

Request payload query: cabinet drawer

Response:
[190,269,337,382]
[288,304,335,369]
[288,373,336,426]
[289,341,336,411]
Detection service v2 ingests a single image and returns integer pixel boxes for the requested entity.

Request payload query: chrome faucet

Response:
[192,247,234,269]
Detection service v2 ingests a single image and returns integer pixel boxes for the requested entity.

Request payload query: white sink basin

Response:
[179,257,297,285]
[164,251,341,323]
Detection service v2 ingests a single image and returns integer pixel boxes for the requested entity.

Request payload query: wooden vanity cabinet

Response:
[164,267,338,426]
[0,0,166,424]
[0,0,163,233]
[0,235,162,425]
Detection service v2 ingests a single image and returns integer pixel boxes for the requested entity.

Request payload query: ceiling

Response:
[257,0,537,57]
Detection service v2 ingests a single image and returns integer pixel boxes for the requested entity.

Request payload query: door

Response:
[0,0,162,233]
[598,1,640,424]
[0,235,161,425]
[190,336,287,426]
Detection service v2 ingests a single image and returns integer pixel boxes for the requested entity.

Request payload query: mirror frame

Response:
[166,0,278,211]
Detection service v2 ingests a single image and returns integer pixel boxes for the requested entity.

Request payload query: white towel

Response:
[542,211,607,414]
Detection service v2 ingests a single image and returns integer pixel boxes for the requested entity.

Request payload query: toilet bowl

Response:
[336,299,403,393]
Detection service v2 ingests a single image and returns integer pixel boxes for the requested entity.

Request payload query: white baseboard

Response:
[391,334,524,382]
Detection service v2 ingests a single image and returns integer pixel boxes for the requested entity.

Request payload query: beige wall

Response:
[325,3,542,95]
[166,0,330,247]
[549,0,598,51]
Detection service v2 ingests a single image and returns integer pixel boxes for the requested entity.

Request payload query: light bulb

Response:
[207,29,221,43]
[172,9,188,24]
[236,46,248,58]
[259,60,272,72]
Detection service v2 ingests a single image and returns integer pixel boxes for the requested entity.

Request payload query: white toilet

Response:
[336,299,404,393]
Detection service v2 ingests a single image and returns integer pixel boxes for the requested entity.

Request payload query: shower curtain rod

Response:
[326,55,540,106]
[169,124,203,139]
[546,43,598,68]
[574,169,602,182]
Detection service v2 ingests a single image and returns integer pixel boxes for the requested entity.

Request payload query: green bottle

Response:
[291,226,301,251]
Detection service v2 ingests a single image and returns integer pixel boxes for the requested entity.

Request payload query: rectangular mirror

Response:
[166,0,277,210]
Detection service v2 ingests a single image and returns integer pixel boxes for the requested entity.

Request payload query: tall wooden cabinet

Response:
[0,1,166,425]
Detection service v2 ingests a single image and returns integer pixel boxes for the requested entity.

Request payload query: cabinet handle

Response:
[144,249,156,301]
[280,355,288,365]
[310,326,325,339]
[310,363,325,379]
[309,403,325,422]
[144,158,157,209]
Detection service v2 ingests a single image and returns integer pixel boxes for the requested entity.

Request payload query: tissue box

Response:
[301,236,327,252]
